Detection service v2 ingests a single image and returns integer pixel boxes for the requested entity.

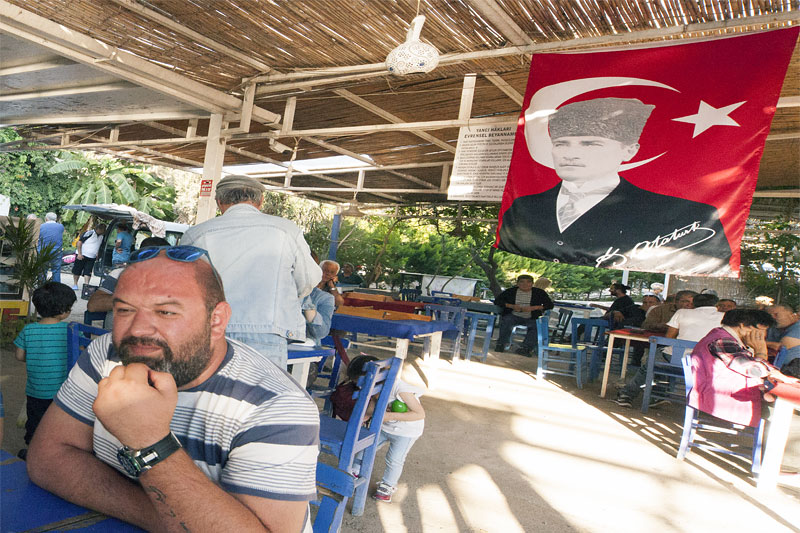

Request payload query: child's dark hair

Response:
[346,354,378,381]
[32,282,77,318]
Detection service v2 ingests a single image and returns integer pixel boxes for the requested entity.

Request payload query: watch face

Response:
[117,448,141,477]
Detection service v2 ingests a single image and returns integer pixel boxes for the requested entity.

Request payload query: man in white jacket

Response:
[181,175,321,368]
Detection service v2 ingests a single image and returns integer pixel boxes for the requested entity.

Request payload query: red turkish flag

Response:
[496,28,798,277]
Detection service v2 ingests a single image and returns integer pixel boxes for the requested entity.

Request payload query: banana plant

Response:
[50,152,176,225]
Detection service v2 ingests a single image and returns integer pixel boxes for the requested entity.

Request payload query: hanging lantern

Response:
[385,15,439,75]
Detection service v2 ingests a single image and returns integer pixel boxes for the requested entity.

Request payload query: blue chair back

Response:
[83,310,107,327]
[424,304,467,359]
[641,336,697,413]
[570,318,608,348]
[678,349,765,473]
[551,308,574,343]
[67,321,109,369]
[399,288,421,301]
[318,357,402,517]
[431,296,462,307]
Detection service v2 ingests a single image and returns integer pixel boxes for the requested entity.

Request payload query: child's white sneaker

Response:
[372,481,396,503]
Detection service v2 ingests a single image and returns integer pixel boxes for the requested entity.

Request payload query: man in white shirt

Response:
[615,293,723,408]
[71,223,106,289]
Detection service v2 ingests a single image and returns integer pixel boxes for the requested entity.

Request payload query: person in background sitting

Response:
[766,304,800,375]
[717,299,737,313]
[592,283,637,328]
[495,274,554,356]
[338,263,364,286]
[14,282,77,456]
[689,309,781,426]
[641,290,696,334]
[318,259,345,308]
[302,259,339,346]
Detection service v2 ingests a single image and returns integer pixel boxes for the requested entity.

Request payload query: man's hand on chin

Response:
[93,363,178,448]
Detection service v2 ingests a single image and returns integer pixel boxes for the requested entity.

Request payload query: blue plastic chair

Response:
[535,315,589,388]
[308,336,351,415]
[83,310,107,327]
[424,304,467,360]
[463,310,495,362]
[318,357,402,517]
[399,288,421,301]
[641,336,697,414]
[67,321,109,369]
[312,463,356,533]
[677,350,765,474]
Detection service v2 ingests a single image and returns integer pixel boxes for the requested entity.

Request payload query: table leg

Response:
[290,362,310,385]
[600,335,616,398]
[758,397,795,490]
[395,338,410,360]
[620,339,632,380]
[421,332,442,390]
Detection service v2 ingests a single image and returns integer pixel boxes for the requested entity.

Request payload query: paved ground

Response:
[2,295,800,532]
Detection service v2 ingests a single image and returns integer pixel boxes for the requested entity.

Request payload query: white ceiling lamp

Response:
[340,193,365,218]
[385,15,439,75]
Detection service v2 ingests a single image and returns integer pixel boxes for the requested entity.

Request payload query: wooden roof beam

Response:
[0,2,280,124]
[332,89,455,154]
[108,0,273,75]
[251,11,798,88]
[467,0,534,45]
[483,72,524,106]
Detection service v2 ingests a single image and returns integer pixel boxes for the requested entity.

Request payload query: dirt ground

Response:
[2,295,800,532]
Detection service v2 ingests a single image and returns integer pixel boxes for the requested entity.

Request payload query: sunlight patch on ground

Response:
[447,464,526,533]
[416,483,460,532]
[376,491,408,532]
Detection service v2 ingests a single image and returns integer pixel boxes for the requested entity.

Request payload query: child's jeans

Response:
[355,430,419,488]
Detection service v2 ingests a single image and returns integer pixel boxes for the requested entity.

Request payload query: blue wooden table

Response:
[287,344,334,385]
[330,314,456,387]
[0,450,144,532]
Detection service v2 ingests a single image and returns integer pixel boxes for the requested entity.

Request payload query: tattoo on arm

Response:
[145,485,192,532]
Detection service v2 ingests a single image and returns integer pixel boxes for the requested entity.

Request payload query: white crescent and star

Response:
[524,77,746,170]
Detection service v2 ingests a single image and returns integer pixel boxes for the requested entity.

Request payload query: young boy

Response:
[14,282,76,449]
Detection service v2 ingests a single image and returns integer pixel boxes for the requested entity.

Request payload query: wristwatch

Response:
[117,432,182,478]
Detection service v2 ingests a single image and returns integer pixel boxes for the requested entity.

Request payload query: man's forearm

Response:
[140,451,270,532]
[28,441,159,531]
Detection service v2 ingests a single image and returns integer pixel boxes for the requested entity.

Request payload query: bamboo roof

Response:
[1,0,798,207]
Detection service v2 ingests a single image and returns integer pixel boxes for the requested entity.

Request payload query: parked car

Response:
[62,204,189,278]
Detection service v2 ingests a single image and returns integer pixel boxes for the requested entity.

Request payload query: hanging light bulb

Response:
[385,15,439,75]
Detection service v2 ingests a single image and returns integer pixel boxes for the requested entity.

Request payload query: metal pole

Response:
[328,213,342,261]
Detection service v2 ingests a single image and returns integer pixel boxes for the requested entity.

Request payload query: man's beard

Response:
[117,326,213,387]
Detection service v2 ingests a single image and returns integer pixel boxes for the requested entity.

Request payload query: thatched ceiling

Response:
[0,0,797,207]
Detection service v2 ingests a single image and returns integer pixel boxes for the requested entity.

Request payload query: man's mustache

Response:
[118,336,173,370]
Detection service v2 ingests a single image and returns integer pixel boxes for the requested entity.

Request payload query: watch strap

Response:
[118,432,182,477]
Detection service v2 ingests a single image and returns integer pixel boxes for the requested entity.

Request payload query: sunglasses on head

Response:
[129,245,223,286]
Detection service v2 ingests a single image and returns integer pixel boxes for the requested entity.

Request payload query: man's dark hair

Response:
[692,293,719,308]
[346,355,379,382]
[139,236,170,248]
[721,309,776,329]
[611,283,629,294]
[95,223,107,232]
[718,298,736,306]
[32,282,77,318]
[517,274,533,282]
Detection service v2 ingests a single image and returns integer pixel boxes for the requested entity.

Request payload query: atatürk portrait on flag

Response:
[498,96,731,274]
[494,29,799,278]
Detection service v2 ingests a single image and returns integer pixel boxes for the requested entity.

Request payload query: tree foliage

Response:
[49,152,176,225]
[740,218,799,308]
[0,128,72,218]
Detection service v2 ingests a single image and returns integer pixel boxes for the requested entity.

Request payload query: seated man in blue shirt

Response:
[767,304,800,375]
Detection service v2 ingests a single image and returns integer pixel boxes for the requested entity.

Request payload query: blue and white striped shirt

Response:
[55,334,320,506]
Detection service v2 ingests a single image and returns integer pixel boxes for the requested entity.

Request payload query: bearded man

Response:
[27,246,319,533]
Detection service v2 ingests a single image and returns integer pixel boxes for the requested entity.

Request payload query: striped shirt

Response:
[14,322,69,399]
[55,333,320,510]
